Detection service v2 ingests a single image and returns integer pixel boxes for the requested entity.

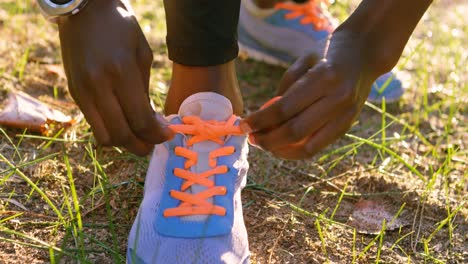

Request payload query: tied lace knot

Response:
[275,0,332,31]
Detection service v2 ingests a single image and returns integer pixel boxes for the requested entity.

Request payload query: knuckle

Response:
[113,132,132,146]
[133,125,149,137]
[281,71,296,85]
[287,124,304,142]
[85,64,105,83]
[304,144,318,157]
[337,85,356,105]
[109,54,132,76]
[285,62,303,79]
[273,100,289,120]
[131,118,151,135]
[95,134,111,146]
[316,61,343,82]
[134,126,164,143]
[323,65,340,81]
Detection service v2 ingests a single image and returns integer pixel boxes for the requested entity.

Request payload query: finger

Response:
[68,79,111,145]
[136,34,153,92]
[277,55,315,95]
[252,97,338,151]
[113,58,173,144]
[91,76,153,156]
[242,64,337,133]
[303,108,357,156]
[270,110,355,160]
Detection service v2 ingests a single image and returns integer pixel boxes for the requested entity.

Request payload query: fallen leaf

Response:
[0,91,74,135]
[347,198,408,234]
[45,64,66,80]
[3,198,28,211]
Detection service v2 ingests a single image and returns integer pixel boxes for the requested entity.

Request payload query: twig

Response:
[268,213,291,264]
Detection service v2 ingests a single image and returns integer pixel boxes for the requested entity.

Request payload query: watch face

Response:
[50,0,73,4]
[38,0,87,18]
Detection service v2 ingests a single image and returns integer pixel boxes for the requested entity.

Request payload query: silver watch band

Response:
[37,0,89,20]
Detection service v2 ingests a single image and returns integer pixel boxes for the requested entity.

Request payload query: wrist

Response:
[57,0,116,27]
[324,28,386,82]
[331,25,398,76]
[334,0,433,75]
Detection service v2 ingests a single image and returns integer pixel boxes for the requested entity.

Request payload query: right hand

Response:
[242,31,379,160]
[58,0,173,155]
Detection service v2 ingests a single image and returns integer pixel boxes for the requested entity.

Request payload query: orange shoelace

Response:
[164,115,243,217]
[275,0,331,31]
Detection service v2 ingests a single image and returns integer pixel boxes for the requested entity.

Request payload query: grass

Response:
[0,0,467,263]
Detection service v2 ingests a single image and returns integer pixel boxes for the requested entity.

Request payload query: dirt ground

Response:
[0,0,467,263]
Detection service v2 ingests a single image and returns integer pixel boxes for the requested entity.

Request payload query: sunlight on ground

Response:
[0,0,466,263]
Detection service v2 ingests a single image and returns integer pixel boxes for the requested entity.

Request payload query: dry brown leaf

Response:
[347,199,408,234]
[0,91,74,135]
[45,64,66,80]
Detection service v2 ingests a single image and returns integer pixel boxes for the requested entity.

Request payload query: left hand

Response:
[241,31,381,160]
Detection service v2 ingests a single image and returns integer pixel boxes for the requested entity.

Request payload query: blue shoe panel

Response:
[265,10,330,41]
[368,72,404,103]
[238,22,294,65]
[155,118,244,238]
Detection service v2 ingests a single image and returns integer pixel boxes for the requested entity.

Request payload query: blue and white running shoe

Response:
[238,0,404,103]
[127,92,250,263]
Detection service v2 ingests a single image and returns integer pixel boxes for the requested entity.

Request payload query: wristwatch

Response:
[37,0,89,20]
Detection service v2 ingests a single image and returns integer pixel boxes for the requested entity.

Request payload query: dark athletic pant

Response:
[164,0,241,66]
[163,0,309,66]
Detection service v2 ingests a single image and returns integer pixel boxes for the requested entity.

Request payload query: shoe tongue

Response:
[178,92,233,122]
[177,92,234,222]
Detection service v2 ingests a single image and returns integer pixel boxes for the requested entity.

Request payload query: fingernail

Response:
[154,114,174,140]
[247,135,263,150]
[248,134,256,146]
[249,136,256,145]
[240,120,253,134]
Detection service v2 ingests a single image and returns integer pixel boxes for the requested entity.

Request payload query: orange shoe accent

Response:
[164,115,243,217]
[275,0,332,31]
[209,146,235,168]
[260,96,282,110]
[175,147,198,169]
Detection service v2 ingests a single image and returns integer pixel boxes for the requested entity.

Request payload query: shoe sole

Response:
[238,23,292,68]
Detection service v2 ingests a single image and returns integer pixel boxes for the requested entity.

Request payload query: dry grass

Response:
[0,0,467,263]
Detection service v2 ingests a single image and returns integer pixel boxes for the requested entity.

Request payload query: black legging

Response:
[164,0,241,66]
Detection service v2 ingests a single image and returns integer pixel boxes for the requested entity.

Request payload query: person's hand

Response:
[58,0,173,155]
[242,31,383,160]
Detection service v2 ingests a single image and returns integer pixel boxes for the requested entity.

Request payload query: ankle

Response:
[165,61,243,115]
[254,0,279,9]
